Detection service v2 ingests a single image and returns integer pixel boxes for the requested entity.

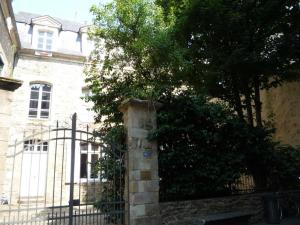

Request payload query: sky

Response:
[12,0,111,24]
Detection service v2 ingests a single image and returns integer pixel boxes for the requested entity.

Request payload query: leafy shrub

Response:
[150,92,300,201]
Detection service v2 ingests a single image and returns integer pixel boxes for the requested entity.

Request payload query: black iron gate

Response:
[0,113,127,225]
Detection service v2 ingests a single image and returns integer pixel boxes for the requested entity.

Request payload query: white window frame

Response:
[79,142,101,182]
[24,139,49,153]
[28,83,52,119]
[37,30,54,51]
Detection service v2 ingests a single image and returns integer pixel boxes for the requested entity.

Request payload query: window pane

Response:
[41,101,50,109]
[29,100,38,109]
[91,154,99,178]
[80,143,88,151]
[42,84,51,92]
[37,144,41,151]
[80,154,88,178]
[46,45,52,51]
[30,91,39,100]
[39,31,45,36]
[29,110,38,117]
[42,92,50,100]
[47,32,53,37]
[38,37,44,43]
[43,142,48,151]
[24,141,29,151]
[91,144,99,152]
[40,111,49,118]
[29,144,34,151]
[46,39,52,45]
[31,84,40,91]
[82,88,91,98]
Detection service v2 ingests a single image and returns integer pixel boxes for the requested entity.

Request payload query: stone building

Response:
[0,1,99,210]
[0,0,22,201]
[262,81,300,147]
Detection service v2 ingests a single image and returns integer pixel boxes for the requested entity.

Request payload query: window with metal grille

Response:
[28,83,52,119]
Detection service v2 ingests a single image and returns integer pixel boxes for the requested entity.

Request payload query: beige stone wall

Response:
[0,0,19,198]
[261,81,300,146]
[2,55,95,204]
[10,55,93,130]
[0,90,13,196]
[0,4,15,77]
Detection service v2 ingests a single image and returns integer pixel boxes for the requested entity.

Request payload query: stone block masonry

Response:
[160,194,265,225]
[119,99,162,225]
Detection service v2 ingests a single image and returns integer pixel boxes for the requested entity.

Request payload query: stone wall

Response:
[160,194,265,225]
[0,2,15,77]
[10,55,94,130]
[1,55,94,204]
[261,81,300,146]
[0,90,13,196]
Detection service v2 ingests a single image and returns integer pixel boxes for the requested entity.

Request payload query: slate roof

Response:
[15,11,86,32]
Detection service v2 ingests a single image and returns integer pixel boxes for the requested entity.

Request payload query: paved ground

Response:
[254,216,300,225]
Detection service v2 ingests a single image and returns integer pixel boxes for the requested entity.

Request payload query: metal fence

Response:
[228,175,256,194]
[0,113,127,225]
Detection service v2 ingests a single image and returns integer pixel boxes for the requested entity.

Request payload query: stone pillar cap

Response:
[118,98,162,113]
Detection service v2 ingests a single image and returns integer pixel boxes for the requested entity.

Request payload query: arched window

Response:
[28,83,52,118]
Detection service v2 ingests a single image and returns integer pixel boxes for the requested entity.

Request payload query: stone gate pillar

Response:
[119,99,161,225]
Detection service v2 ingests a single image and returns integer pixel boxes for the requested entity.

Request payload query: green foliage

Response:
[149,92,300,200]
[87,0,300,203]
[267,145,300,190]
[93,126,126,223]
[157,0,300,126]
[88,0,300,129]
[87,0,183,127]
[149,92,247,200]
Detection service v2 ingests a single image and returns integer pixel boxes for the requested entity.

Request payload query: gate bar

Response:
[69,113,77,225]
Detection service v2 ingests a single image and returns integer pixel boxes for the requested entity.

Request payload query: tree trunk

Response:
[254,76,262,127]
[232,80,244,121]
[244,86,254,127]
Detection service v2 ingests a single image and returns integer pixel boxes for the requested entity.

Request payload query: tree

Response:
[86,0,300,196]
[149,91,300,198]
[150,92,247,200]
[87,0,183,128]
[158,0,300,127]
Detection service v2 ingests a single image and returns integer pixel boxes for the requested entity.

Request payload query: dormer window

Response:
[37,31,53,51]
[31,16,62,53]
